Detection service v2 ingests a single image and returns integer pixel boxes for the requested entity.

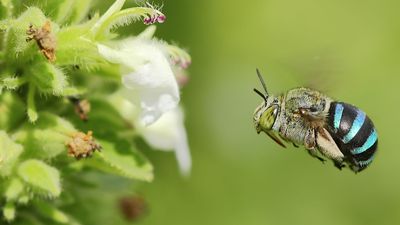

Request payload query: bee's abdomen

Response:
[327,102,378,171]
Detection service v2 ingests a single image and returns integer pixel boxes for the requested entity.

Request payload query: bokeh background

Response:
[103,0,400,224]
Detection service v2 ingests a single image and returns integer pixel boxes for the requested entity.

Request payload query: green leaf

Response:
[55,0,76,24]
[14,112,76,159]
[32,112,76,133]
[3,202,16,221]
[17,194,30,205]
[94,6,164,40]
[18,159,61,197]
[34,200,69,224]
[0,130,23,176]
[29,62,68,96]
[5,178,24,201]
[67,0,93,24]
[17,129,69,159]
[65,98,153,180]
[0,18,8,31]
[86,139,153,182]
[27,84,38,123]
[90,0,126,36]
[0,92,25,131]
[49,0,93,25]
[69,99,127,140]
[4,7,47,59]
[56,19,104,69]
[26,0,78,24]
[61,87,86,96]
[2,76,27,90]
[0,0,13,19]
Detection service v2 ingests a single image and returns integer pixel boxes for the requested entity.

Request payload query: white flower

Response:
[137,107,191,176]
[98,37,179,125]
[108,93,191,176]
[95,1,193,174]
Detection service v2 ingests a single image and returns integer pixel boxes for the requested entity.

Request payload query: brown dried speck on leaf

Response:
[69,97,91,121]
[26,20,56,62]
[67,131,101,159]
[119,195,148,221]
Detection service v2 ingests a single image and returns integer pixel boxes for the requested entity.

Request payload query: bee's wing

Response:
[315,127,344,161]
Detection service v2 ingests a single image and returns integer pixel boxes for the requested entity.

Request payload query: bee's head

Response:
[253,91,280,134]
[253,69,280,134]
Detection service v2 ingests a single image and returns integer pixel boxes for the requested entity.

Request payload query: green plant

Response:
[0,0,191,224]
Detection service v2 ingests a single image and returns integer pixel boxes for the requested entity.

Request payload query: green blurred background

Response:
[112,0,400,224]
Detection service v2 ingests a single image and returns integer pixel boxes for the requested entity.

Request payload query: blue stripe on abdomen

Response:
[334,104,344,131]
[357,154,375,167]
[343,110,366,143]
[351,129,377,155]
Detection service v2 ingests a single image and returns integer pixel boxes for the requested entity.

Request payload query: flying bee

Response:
[253,69,378,172]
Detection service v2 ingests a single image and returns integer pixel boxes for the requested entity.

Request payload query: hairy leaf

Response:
[56,19,105,69]
[0,92,25,131]
[4,178,24,201]
[3,201,15,221]
[14,112,76,159]
[69,98,127,140]
[18,159,61,197]
[4,7,47,60]
[94,7,164,40]
[29,62,68,96]
[27,84,38,123]
[34,200,69,224]
[0,130,23,176]
[86,139,153,182]
[67,0,93,24]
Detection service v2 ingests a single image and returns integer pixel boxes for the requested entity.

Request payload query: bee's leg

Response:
[334,161,345,170]
[315,127,345,167]
[307,148,326,163]
[304,128,316,149]
[304,129,326,163]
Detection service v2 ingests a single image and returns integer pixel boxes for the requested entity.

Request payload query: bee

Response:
[253,69,378,172]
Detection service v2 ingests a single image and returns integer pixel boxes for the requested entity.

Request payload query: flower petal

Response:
[137,107,191,176]
[98,38,180,125]
[174,121,192,176]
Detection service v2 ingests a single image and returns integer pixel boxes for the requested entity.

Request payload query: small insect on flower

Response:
[26,20,56,62]
[66,131,101,159]
[253,69,378,172]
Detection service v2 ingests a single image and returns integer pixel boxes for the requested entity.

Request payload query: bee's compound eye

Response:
[260,105,279,130]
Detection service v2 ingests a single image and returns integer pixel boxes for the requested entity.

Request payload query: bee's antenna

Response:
[256,68,268,96]
[253,88,267,102]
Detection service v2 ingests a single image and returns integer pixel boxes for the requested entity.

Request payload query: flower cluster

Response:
[0,0,191,223]
[95,0,192,174]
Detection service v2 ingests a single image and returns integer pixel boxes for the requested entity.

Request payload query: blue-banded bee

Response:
[253,69,378,172]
